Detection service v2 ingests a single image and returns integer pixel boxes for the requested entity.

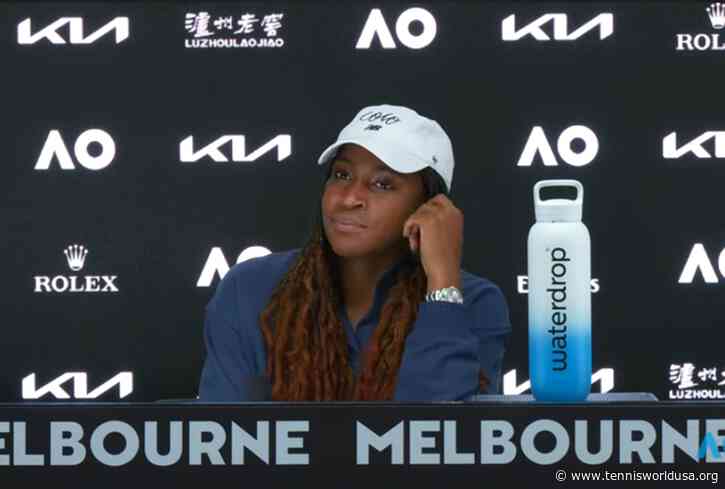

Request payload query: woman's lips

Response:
[329,217,366,233]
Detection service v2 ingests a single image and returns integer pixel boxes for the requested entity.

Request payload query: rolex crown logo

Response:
[64,244,88,271]
[706,2,725,29]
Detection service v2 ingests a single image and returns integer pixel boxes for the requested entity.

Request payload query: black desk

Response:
[1,400,724,487]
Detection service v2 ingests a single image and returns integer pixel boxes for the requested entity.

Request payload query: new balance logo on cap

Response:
[364,124,382,131]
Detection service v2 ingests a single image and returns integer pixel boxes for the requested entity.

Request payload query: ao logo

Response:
[517,126,599,167]
[17,17,129,45]
[356,8,436,49]
[34,129,116,171]
[679,243,725,284]
[197,246,272,287]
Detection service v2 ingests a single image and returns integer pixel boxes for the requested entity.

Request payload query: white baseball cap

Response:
[317,104,455,192]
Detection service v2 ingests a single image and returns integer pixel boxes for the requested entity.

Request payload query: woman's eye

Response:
[332,170,391,190]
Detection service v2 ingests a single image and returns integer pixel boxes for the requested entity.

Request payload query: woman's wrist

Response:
[426,272,462,294]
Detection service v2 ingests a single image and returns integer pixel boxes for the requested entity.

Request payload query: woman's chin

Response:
[326,234,383,257]
[328,241,370,258]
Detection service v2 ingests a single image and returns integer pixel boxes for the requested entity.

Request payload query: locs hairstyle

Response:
[258,160,489,400]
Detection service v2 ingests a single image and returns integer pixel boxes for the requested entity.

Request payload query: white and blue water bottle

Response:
[528,179,591,402]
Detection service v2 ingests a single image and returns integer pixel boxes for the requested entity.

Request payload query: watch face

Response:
[427,287,463,303]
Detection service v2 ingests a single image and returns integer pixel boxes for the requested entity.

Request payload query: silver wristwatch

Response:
[425,286,464,304]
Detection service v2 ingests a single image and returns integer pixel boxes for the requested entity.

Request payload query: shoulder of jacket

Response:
[224,248,301,287]
[460,268,508,301]
[208,248,302,310]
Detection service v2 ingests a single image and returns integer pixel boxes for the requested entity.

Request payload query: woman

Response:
[198,104,512,401]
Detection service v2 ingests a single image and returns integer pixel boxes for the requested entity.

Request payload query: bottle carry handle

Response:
[534,179,583,207]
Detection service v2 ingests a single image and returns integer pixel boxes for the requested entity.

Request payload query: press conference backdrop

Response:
[2,2,724,403]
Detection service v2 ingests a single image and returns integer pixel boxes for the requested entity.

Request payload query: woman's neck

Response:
[337,249,405,311]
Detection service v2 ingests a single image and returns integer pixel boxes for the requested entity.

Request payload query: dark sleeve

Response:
[197,270,266,401]
[469,284,512,395]
[392,283,512,401]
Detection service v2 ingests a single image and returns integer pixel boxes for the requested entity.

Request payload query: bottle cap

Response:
[534,179,583,222]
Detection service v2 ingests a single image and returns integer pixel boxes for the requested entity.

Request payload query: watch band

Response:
[425,286,464,304]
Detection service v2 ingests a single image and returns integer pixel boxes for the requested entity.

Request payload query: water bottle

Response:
[528,179,591,402]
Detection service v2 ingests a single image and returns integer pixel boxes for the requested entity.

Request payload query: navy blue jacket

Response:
[197,248,512,401]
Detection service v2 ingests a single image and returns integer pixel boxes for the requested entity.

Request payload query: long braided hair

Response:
[258,161,489,400]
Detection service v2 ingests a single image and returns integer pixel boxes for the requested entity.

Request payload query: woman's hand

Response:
[402,194,463,292]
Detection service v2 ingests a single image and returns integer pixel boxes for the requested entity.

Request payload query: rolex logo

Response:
[675,2,725,51]
[707,3,725,29]
[64,244,88,271]
[33,244,119,294]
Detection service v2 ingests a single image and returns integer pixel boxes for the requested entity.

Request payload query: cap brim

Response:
[317,138,428,175]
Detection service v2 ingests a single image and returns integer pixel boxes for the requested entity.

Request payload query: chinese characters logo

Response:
[184,12,285,49]
[669,363,725,399]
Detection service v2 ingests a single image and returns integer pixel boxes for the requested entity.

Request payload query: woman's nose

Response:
[341,179,368,207]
